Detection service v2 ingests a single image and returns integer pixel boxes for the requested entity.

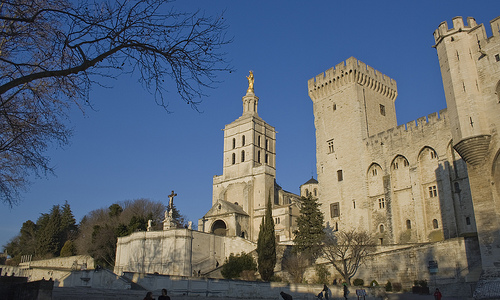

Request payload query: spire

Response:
[242,70,259,116]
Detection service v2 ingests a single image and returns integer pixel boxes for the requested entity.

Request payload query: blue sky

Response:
[1,1,498,248]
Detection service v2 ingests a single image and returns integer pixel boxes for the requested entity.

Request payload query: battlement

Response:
[308,57,397,101]
[365,109,448,146]
[433,16,500,46]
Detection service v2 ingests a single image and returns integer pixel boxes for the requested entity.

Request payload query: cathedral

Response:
[114,15,500,298]
[197,71,302,243]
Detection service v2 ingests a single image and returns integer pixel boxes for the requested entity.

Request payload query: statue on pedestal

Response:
[246,71,254,94]
[163,190,177,230]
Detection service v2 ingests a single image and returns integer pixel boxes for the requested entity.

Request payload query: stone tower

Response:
[308,57,398,236]
[433,16,500,298]
[200,72,277,242]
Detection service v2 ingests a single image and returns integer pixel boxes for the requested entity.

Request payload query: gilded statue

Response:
[246,71,254,93]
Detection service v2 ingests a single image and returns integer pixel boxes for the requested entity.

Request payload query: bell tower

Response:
[209,71,277,242]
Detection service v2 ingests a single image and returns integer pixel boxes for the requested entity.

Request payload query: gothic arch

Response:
[367,162,383,176]
[391,155,410,190]
[367,163,384,197]
[391,155,409,170]
[418,146,439,184]
[418,146,438,161]
[211,220,227,236]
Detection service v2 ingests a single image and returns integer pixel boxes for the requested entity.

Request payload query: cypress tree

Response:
[257,195,276,281]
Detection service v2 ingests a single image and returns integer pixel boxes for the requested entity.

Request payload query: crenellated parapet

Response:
[364,109,449,148]
[308,56,398,101]
[433,16,500,47]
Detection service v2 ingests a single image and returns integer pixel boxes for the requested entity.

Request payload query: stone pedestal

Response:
[163,210,175,230]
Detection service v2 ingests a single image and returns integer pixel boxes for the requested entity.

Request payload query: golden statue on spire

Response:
[246,70,254,93]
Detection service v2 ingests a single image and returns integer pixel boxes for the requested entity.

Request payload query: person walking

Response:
[322,284,329,300]
[280,291,293,300]
[343,283,349,300]
[158,289,170,300]
[434,288,442,300]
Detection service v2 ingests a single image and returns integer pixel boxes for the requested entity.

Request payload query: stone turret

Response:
[434,16,500,299]
[433,16,492,166]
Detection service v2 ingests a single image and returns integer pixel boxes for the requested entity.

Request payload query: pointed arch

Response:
[391,155,411,191]
[391,155,409,170]
[418,146,438,161]
[367,163,384,197]
[418,146,439,185]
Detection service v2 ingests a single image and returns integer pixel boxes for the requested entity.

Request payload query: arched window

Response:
[432,219,439,229]
[242,135,245,146]
[466,217,471,225]
[232,153,235,165]
[305,189,309,196]
[265,153,269,164]
[241,150,245,162]
[232,138,236,149]
[379,224,384,233]
[258,136,261,147]
[406,220,411,229]
[265,139,269,150]
[314,188,317,196]
[257,151,261,163]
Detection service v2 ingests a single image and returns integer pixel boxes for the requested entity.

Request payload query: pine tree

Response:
[293,194,325,260]
[35,206,62,258]
[60,201,78,241]
[257,195,276,281]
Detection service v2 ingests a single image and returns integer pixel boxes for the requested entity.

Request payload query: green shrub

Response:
[413,280,428,287]
[392,282,402,292]
[313,264,331,284]
[353,278,364,286]
[221,252,257,279]
[370,280,379,287]
[385,281,392,292]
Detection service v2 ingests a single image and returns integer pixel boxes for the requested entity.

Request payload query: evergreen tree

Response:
[60,240,76,257]
[257,195,276,281]
[35,207,62,258]
[60,201,78,241]
[293,194,325,260]
[19,220,37,256]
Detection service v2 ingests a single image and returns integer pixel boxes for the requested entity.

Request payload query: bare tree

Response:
[282,251,310,283]
[0,0,231,205]
[76,198,168,267]
[321,228,376,285]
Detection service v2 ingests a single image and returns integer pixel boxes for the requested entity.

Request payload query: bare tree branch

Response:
[0,0,232,205]
[321,228,376,285]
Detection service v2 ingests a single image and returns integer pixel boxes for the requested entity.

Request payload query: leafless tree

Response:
[0,0,231,205]
[321,228,376,285]
[76,198,168,267]
[282,251,310,283]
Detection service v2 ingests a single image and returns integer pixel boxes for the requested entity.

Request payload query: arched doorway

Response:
[211,220,227,236]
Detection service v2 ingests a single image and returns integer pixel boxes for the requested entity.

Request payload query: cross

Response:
[168,190,177,210]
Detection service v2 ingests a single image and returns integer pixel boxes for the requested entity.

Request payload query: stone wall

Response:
[114,228,257,277]
[302,237,481,298]
[123,272,386,300]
